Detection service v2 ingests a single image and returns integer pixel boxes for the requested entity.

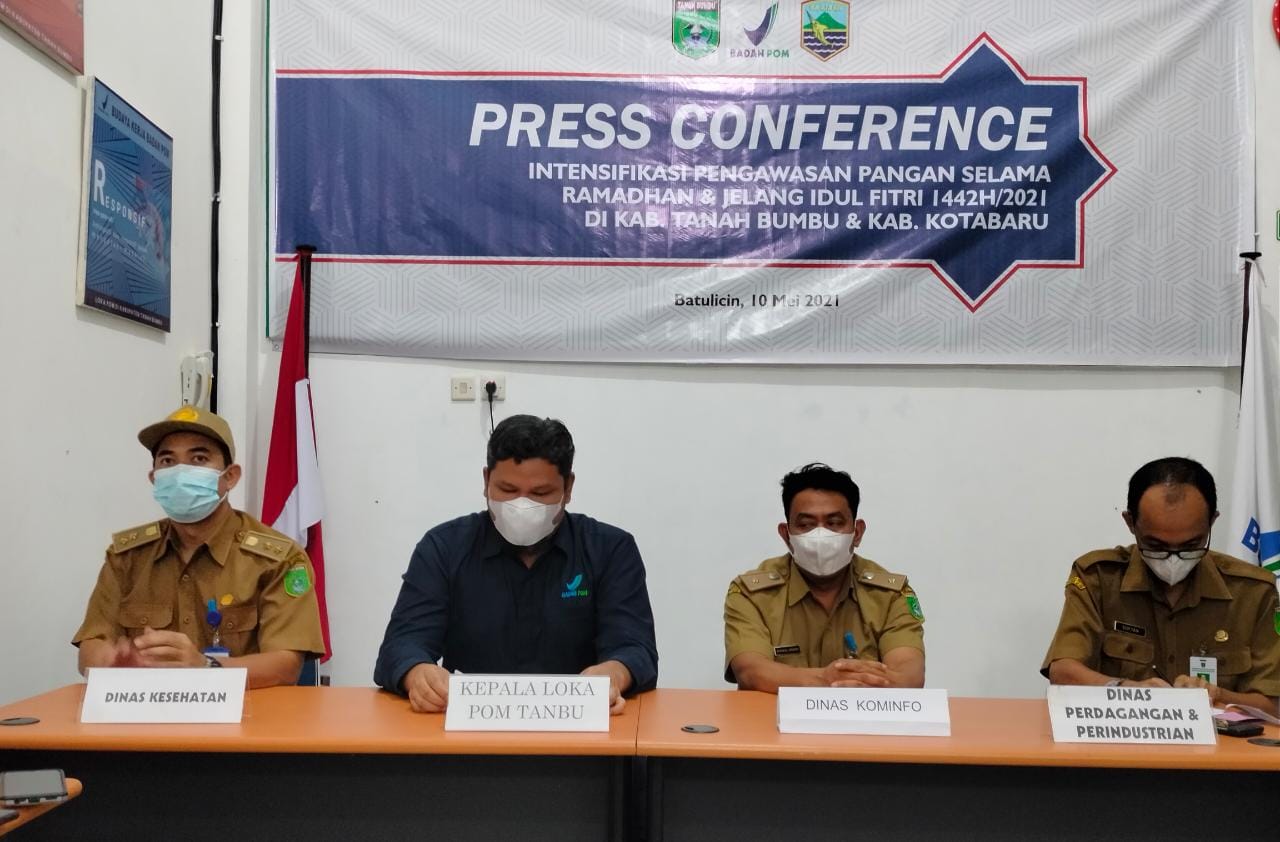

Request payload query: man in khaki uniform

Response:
[1043,457,1280,715]
[724,463,926,692]
[73,406,325,689]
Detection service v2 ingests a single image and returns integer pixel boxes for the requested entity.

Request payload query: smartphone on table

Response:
[0,769,68,807]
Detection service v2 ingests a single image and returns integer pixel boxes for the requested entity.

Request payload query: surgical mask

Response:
[152,465,227,523]
[489,496,562,546]
[1141,551,1200,587]
[788,527,855,578]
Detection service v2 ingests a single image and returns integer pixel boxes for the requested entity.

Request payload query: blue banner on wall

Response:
[78,78,173,331]
[277,38,1110,309]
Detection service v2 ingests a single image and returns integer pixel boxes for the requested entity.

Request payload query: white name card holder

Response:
[777,687,951,736]
[81,668,247,723]
[444,674,610,732]
[1047,685,1215,745]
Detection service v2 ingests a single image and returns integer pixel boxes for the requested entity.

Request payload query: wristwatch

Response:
[204,654,224,669]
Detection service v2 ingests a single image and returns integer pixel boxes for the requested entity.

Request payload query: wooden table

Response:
[0,684,639,841]
[0,778,81,838]
[635,689,1280,842]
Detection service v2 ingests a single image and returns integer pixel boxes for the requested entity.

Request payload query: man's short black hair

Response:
[781,463,861,520]
[1127,456,1217,519]
[486,415,575,479]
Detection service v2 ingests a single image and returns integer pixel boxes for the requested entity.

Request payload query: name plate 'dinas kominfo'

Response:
[444,674,610,732]
[777,688,951,736]
[81,668,247,724]
[1047,685,1215,745]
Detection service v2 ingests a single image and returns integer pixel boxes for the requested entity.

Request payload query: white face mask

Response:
[788,527,855,578]
[488,496,562,546]
[1141,551,1200,586]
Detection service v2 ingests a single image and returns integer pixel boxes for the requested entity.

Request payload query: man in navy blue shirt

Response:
[374,415,658,714]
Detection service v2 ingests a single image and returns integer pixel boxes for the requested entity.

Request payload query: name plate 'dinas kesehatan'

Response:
[443,674,610,732]
[776,688,951,736]
[81,668,247,724]
[1047,685,1215,745]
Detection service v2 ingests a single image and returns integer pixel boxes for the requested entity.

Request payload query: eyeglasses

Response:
[1137,535,1210,561]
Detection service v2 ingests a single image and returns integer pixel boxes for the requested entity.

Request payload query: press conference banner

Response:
[270,0,1250,364]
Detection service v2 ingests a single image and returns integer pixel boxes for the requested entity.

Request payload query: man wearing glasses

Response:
[1042,457,1280,716]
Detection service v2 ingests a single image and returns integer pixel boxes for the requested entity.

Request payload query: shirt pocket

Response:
[119,602,172,635]
[219,604,259,655]
[1210,647,1251,679]
[1101,632,1155,680]
[554,580,596,622]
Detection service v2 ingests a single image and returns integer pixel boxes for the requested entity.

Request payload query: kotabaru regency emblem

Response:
[672,0,720,59]
[800,0,849,61]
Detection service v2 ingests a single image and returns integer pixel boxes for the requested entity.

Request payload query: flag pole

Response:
[1240,250,1261,393]
[295,244,316,376]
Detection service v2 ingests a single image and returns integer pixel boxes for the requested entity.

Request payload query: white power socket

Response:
[450,376,476,401]
[480,375,506,401]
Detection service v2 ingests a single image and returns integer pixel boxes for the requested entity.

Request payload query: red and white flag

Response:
[262,257,332,659]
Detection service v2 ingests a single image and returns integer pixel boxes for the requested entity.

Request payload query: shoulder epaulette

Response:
[240,530,295,562]
[737,568,786,593]
[1074,548,1129,570]
[110,521,163,553]
[856,569,908,592]
[1216,555,1278,585]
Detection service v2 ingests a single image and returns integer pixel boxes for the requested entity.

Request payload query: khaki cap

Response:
[138,405,236,463]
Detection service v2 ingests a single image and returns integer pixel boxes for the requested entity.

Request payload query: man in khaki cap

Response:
[723,463,926,692]
[73,405,325,688]
[1043,457,1280,715]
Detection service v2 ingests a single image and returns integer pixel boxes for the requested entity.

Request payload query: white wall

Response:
[0,0,254,705]
[301,359,1236,697]
[2,1,1277,705]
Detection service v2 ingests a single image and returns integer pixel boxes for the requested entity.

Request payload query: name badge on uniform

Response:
[1190,656,1217,685]
[773,644,801,657]
[1113,621,1146,637]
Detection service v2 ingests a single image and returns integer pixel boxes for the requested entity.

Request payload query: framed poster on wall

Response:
[76,78,173,331]
[0,0,83,74]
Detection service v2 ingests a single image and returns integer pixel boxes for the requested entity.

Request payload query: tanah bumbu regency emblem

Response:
[673,0,720,59]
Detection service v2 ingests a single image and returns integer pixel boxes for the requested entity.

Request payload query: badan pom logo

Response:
[672,0,720,59]
[800,0,849,61]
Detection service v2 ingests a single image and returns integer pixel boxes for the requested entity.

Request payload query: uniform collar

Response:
[785,555,856,607]
[1119,544,1232,605]
[162,506,239,567]
[479,510,573,561]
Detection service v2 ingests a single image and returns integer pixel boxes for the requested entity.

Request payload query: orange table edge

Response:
[0,684,639,756]
[3,685,1278,772]
[634,688,1280,771]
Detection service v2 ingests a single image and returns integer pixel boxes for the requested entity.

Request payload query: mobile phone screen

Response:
[0,770,66,805]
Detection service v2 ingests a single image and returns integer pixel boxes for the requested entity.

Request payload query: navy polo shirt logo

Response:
[561,573,589,599]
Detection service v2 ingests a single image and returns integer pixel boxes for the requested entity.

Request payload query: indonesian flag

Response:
[1226,258,1280,577]
[262,257,332,658]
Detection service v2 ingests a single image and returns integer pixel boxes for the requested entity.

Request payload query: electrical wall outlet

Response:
[481,375,506,401]
[450,376,476,401]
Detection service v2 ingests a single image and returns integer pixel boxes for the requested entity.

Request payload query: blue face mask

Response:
[152,465,226,523]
